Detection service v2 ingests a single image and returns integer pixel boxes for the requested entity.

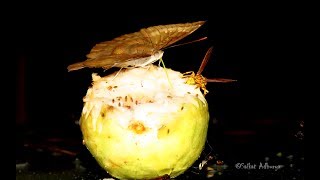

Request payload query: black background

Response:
[16,7,305,179]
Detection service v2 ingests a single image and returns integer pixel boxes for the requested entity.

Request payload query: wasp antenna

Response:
[197,46,214,75]
[206,78,237,83]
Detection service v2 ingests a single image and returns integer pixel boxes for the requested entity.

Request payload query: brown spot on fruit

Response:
[108,159,120,168]
[157,125,171,139]
[106,105,115,111]
[100,105,114,118]
[129,122,146,134]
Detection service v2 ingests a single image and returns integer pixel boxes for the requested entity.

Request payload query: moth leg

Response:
[146,64,152,71]
[158,59,162,67]
[111,67,124,81]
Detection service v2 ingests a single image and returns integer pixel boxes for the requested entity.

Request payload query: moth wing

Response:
[67,21,205,72]
[87,31,155,59]
[68,53,153,72]
[140,21,205,50]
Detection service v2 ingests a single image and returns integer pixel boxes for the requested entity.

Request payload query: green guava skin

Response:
[80,96,209,179]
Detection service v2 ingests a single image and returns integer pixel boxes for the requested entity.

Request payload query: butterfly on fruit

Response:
[67,21,206,72]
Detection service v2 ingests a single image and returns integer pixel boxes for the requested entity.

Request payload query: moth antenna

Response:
[163,37,208,50]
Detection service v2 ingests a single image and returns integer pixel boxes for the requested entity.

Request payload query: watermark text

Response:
[235,162,283,171]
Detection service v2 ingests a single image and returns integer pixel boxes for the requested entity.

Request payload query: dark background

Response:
[16,12,304,179]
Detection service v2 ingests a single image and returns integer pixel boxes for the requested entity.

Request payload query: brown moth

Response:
[183,46,237,95]
[67,21,205,72]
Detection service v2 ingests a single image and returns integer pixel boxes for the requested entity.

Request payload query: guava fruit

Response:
[80,65,209,179]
